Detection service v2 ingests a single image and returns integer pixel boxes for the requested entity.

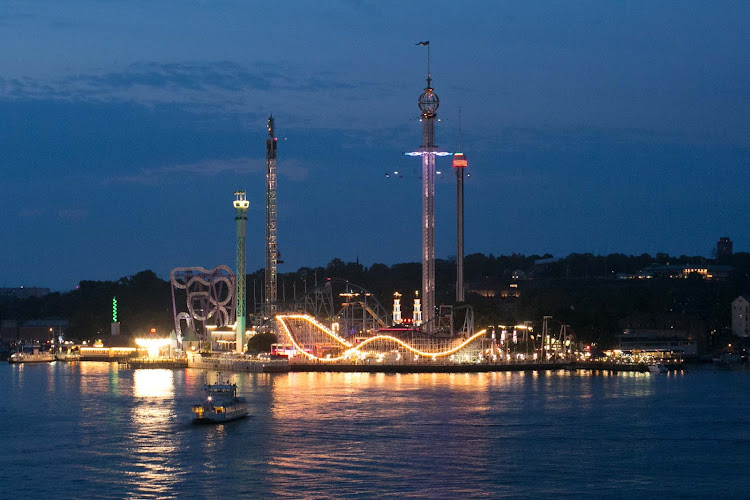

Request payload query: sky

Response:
[1,0,748,291]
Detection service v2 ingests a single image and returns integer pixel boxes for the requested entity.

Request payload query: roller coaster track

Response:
[276,314,487,363]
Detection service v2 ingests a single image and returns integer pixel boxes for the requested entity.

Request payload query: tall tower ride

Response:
[233,190,249,353]
[453,109,468,303]
[406,42,448,332]
[265,115,278,321]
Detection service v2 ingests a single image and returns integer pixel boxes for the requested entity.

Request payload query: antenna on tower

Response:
[458,107,462,150]
[416,41,431,88]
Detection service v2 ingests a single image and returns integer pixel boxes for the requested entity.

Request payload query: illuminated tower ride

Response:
[265,115,278,321]
[453,109,468,303]
[233,190,249,353]
[406,41,450,333]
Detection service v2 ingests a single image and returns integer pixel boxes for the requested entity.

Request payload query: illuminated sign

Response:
[452,153,468,168]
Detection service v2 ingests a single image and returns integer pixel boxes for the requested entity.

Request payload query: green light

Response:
[112,297,118,323]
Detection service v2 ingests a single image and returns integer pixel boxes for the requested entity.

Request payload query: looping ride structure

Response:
[170,266,236,343]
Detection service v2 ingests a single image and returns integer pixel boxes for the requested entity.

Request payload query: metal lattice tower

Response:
[406,42,449,333]
[265,115,278,320]
[233,191,249,353]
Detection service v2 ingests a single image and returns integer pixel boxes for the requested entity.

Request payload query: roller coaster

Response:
[275,313,489,363]
[267,279,489,363]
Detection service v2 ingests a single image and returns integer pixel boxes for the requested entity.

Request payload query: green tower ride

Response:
[233,191,249,353]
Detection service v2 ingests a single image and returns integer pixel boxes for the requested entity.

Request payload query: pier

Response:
[186,352,289,373]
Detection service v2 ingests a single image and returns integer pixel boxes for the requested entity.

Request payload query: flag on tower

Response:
[416,41,429,46]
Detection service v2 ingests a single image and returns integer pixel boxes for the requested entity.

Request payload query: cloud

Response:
[57,209,88,219]
[103,156,308,185]
[0,61,380,118]
[18,208,44,218]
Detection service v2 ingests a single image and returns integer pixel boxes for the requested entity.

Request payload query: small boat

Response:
[8,350,54,363]
[647,363,668,374]
[191,380,248,423]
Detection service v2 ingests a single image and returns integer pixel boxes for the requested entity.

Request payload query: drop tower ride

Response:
[406,41,448,333]
[265,115,278,322]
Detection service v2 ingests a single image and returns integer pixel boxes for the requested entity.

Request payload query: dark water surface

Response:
[1,363,748,498]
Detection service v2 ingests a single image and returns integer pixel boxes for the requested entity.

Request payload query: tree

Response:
[247,332,276,353]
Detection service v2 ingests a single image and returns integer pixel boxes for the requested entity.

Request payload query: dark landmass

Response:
[1,252,749,353]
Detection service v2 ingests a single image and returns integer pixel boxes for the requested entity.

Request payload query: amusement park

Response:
[7,44,686,374]
[158,47,594,373]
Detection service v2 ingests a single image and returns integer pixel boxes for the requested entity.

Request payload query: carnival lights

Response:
[276,314,487,363]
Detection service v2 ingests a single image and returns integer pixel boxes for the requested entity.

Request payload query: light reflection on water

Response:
[1,364,749,498]
[123,369,180,498]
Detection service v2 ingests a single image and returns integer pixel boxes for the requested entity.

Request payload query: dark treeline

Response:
[2,253,749,348]
[0,270,173,343]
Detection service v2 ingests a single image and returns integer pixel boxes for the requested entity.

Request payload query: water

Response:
[1,363,749,499]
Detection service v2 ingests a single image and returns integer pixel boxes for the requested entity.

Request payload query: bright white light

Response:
[135,338,171,358]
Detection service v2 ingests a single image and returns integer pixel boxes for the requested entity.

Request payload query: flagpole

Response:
[427,43,431,84]
[416,41,431,87]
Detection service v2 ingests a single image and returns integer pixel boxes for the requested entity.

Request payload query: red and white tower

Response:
[453,109,468,303]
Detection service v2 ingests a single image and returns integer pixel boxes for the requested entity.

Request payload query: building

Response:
[617,264,733,281]
[618,312,707,355]
[717,237,733,258]
[0,319,68,342]
[731,295,750,338]
[618,328,697,357]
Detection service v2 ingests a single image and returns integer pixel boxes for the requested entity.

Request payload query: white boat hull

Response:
[9,353,54,363]
[192,403,248,423]
[191,382,249,423]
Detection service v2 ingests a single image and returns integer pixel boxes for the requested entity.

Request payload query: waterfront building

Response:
[619,312,708,355]
[0,318,68,342]
[618,328,697,357]
[731,295,750,338]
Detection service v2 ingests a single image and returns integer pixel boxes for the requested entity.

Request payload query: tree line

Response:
[2,252,748,348]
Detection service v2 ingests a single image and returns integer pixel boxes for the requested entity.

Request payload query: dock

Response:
[124,357,188,369]
[187,352,290,373]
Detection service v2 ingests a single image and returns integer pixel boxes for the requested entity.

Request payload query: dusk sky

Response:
[2,1,748,291]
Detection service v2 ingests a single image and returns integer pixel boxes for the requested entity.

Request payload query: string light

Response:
[276,314,487,363]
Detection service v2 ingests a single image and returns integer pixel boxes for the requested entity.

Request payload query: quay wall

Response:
[187,352,289,373]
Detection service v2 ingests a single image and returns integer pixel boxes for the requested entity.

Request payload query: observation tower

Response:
[233,191,249,353]
[406,41,450,332]
[265,115,278,321]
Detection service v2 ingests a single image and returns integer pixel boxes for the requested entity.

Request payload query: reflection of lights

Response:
[130,370,178,498]
[135,338,171,358]
[133,369,173,398]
